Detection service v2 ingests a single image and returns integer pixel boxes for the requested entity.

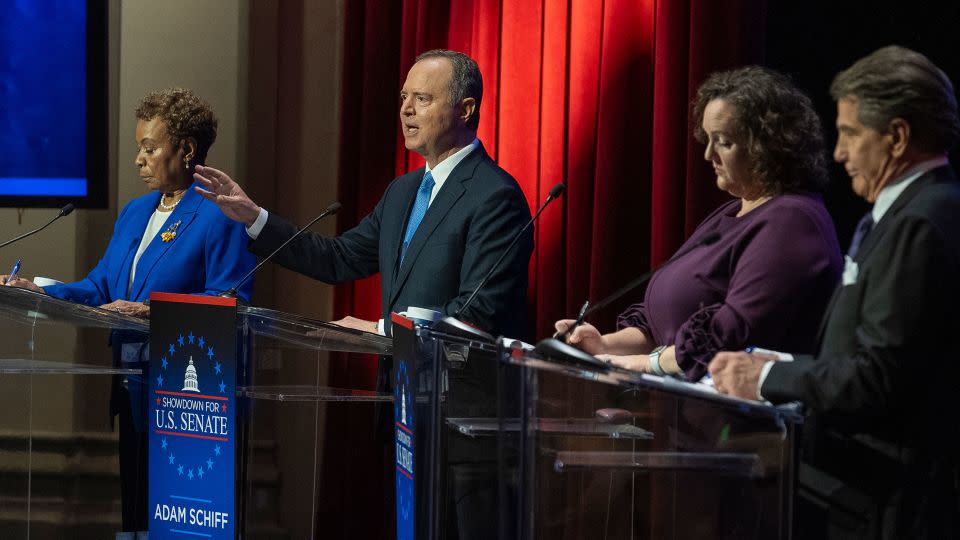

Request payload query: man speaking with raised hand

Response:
[194,50,532,339]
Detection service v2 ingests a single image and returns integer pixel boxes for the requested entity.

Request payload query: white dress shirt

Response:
[129,209,173,295]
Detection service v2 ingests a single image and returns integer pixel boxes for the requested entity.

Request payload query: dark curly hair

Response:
[692,66,828,194]
[135,88,218,165]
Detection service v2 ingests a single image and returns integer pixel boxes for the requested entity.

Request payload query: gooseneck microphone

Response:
[457,182,565,317]
[0,204,76,250]
[537,230,721,369]
[433,182,566,341]
[220,201,342,298]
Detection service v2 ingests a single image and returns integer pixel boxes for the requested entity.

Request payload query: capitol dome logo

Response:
[182,357,200,393]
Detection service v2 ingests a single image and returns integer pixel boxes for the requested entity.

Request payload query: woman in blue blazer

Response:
[37,180,255,307]
[4,88,255,308]
[2,88,255,533]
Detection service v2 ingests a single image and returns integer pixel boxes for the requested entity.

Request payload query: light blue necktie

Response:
[400,171,435,263]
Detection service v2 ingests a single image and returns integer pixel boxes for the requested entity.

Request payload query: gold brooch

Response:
[161,220,182,242]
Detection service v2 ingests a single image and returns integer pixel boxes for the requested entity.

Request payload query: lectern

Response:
[0,286,396,538]
[500,349,802,539]
[0,286,147,538]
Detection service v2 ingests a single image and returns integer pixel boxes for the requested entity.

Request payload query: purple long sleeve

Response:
[618,192,842,380]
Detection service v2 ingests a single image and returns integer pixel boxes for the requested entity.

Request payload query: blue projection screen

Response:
[0,1,107,208]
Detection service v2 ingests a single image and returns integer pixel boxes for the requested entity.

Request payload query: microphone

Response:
[220,201,342,298]
[432,182,566,341]
[0,204,76,250]
[536,230,721,369]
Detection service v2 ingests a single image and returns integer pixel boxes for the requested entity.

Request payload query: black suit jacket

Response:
[251,143,533,339]
[763,165,960,538]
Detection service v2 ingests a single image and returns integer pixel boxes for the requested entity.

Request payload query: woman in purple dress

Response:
[556,66,843,380]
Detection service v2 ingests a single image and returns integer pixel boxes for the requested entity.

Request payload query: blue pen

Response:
[4,259,22,285]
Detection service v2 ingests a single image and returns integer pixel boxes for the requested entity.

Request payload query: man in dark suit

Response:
[709,46,960,538]
[193,49,532,338]
[197,49,529,539]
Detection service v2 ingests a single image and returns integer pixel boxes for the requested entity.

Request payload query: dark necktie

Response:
[400,171,435,264]
[846,212,874,259]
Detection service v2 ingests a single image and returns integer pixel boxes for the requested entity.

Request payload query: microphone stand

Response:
[0,204,76,250]
[431,183,566,342]
[220,202,342,298]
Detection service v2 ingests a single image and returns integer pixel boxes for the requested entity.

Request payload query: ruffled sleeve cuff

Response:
[617,303,653,336]
[674,303,725,381]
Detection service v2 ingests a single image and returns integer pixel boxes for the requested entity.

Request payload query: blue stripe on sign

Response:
[0,178,88,196]
[170,529,212,537]
[171,495,213,503]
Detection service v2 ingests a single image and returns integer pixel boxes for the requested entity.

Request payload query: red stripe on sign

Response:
[391,312,414,329]
[395,421,413,435]
[156,389,228,401]
[396,466,413,480]
[155,430,229,442]
[150,292,237,307]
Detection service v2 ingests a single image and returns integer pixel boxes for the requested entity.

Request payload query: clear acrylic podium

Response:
[499,349,802,539]
[1,281,799,538]
[0,286,147,538]
[390,318,800,540]
[234,304,393,539]
[391,316,517,540]
[0,286,395,539]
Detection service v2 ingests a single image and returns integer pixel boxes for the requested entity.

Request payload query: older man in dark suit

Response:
[194,49,532,339]
[709,46,960,539]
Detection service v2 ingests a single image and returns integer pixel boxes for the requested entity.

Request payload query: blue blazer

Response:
[45,182,256,304]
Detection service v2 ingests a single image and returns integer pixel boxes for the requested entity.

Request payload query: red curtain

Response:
[322,1,766,536]
[334,0,767,387]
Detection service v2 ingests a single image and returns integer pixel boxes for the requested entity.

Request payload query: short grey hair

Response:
[415,49,483,131]
[830,45,960,154]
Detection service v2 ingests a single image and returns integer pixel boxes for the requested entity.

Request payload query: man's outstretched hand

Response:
[193,165,261,226]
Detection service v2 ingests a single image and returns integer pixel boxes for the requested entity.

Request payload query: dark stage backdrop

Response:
[764,1,960,250]
[333,0,766,381]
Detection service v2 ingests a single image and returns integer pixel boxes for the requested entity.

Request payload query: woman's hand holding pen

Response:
[0,275,44,292]
[554,320,606,355]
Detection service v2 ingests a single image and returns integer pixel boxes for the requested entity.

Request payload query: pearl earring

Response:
[184,158,190,170]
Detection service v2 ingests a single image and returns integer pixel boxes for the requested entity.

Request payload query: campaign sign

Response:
[149,293,237,539]
[392,314,416,540]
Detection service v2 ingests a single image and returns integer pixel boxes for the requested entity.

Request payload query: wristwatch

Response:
[648,345,667,376]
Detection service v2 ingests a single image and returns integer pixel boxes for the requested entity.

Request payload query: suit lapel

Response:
[854,168,945,264]
[388,146,484,309]
[389,179,466,309]
[815,284,843,345]
[381,169,426,303]
[115,194,161,298]
[129,185,202,300]
[818,167,954,344]
[391,169,427,265]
